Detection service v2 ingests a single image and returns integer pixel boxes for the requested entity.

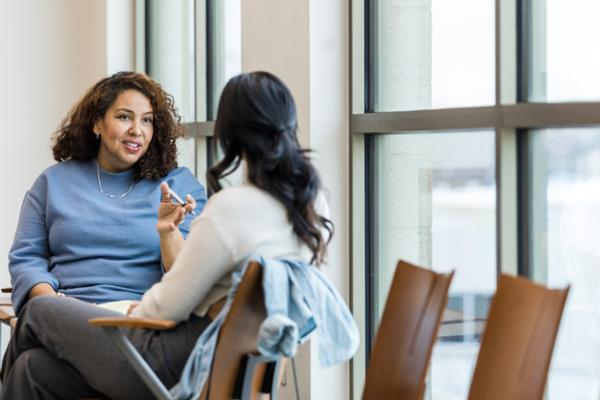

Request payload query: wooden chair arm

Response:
[0,306,15,320]
[0,305,16,328]
[88,317,176,330]
[207,296,227,320]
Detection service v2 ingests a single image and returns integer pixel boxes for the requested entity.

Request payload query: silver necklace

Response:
[96,162,135,198]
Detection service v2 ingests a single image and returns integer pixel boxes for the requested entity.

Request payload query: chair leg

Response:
[261,359,282,399]
[234,355,281,400]
[101,326,172,400]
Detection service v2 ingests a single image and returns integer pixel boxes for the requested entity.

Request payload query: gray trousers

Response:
[0,295,210,400]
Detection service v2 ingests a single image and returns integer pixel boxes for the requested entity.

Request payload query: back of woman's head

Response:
[208,71,333,265]
[52,71,183,180]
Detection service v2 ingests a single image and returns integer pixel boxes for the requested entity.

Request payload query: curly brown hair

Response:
[52,71,184,180]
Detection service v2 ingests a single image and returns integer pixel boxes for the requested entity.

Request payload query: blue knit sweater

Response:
[9,159,206,314]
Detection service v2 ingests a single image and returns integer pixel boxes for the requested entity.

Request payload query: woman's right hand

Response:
[126,301,140,316]
[27,282,58,299]
[156,182,196,234]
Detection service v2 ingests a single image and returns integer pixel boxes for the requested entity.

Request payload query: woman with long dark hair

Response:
[1,72,338,399]
[208,71,333,264]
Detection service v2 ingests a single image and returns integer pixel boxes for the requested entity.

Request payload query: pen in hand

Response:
[168,188,197,216]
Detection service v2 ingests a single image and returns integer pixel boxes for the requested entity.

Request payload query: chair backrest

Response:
[363,260,455,400]
[199,261,275,400]
[468,274,569,400]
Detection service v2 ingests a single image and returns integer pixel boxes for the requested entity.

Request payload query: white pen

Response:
[168,188,196,215]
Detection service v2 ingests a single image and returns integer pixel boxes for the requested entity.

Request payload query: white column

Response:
[241,1,350,399]
[375,0,433,312]
[145,0,197,171]
[106,0,136,74]
[308,1,350,399]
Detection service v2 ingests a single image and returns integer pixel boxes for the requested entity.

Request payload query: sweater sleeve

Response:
[9,179,59,314]
[162,167,207,240]
[133,211,235,322]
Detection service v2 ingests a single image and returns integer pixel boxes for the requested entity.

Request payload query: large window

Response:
[143,0,241,185]
[528,0,600,102]
[372,130,496,397]
[529,128,600,399]
[352,0,600,398]
[374,0,495,111]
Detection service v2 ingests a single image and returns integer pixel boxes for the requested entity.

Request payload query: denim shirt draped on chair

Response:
[170,256,359,400]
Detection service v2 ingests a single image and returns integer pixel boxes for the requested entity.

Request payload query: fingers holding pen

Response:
[157,182,181,233]
[160,182,172,203]
[155,188,196,234]
[162,182,196,216]
[176,207,187,225]
[157,182,197,231]
[183,194,197,216]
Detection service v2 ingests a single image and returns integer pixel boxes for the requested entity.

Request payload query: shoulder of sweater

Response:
[31,160,89,190]
[164,166,194,179]
[204,185,330,216]
[40,159,88,176]
[208,185,275,204]
[163,167,205,200]
[164,167,204,188]
[203,185,281,215]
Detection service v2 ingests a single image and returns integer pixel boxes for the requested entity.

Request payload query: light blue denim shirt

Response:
[170,256,359,399]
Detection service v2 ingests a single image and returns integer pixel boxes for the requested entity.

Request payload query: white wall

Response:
[0,0,134,287]
[106,0,136,74]
[308,2,350,399]
[241,0,311,147]
[242,1,351,399]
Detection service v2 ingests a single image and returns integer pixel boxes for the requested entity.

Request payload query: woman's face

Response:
[94,89,154,172]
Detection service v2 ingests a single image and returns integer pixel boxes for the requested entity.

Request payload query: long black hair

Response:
[208,72,333,265]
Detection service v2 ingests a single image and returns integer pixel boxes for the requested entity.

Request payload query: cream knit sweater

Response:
[134,184,329,322]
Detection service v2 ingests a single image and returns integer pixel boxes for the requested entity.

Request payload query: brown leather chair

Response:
[90,261,281,400]
[467,274,569,400]
[199,261,278,400]
[362,260,455,400]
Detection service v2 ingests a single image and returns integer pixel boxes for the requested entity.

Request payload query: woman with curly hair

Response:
[8,71,206,315]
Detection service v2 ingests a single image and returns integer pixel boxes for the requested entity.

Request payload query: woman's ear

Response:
[93,121,101,138]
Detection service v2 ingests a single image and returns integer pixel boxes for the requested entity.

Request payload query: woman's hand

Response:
[126,301,140,316]
[27,282,58,299]
[156,182,197,234]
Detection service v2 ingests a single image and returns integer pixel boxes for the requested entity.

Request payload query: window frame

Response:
[350,0,600,397]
